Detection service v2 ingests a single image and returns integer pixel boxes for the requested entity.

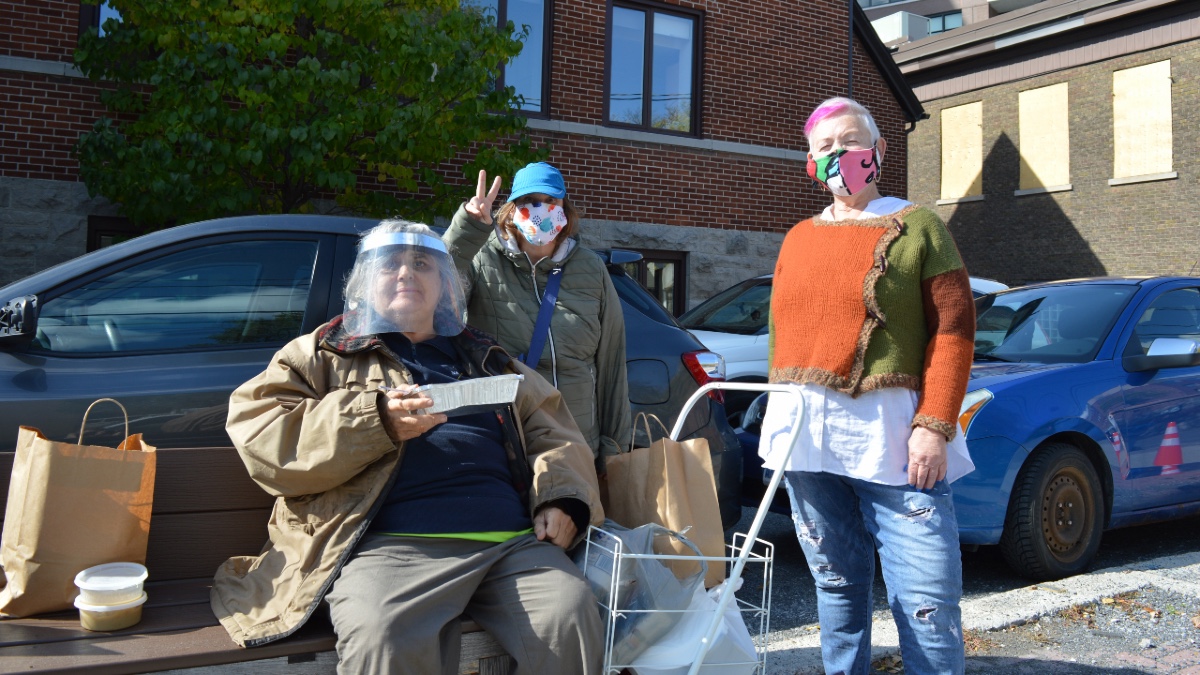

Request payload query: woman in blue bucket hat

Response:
[445,162,631,475]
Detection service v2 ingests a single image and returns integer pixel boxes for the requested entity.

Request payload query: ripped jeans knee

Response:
[793,517,824,547]
[792,518,855,587]
[908,597,962,641]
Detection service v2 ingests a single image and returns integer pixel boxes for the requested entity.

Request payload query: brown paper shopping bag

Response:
[0,398,156,618]
[603,413,726,588]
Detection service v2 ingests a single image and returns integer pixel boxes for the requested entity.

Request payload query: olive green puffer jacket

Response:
[445,204,632,462]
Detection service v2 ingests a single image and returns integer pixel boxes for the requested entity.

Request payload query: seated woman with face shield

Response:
[211,220,606,675]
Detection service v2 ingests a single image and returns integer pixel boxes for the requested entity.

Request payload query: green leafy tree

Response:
[75,0,543,227]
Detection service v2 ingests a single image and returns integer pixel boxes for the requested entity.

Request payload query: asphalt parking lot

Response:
[726,507,1200,674]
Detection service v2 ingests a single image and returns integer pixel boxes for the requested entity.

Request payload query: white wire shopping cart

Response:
[585,381,805,675]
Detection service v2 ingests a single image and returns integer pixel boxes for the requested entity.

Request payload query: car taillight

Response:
[682,351,726,403]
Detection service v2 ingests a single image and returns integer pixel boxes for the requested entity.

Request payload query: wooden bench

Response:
[0,447,515,674]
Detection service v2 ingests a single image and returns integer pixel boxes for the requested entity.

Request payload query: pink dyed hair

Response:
[804,97,880,147]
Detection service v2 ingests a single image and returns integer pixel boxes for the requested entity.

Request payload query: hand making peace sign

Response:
[465,169,503,225]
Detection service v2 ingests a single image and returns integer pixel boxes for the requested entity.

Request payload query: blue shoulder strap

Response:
[523,268,563,369]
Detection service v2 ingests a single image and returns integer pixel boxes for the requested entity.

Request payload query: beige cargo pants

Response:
[325,532,604,675]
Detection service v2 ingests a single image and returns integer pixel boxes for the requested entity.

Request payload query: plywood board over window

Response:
[940,101,983,200]
[1018,83,1069,191]
[1113,60,1172,179]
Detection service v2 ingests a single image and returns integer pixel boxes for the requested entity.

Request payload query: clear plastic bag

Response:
[578,521,707,666]
[629,577,759,675]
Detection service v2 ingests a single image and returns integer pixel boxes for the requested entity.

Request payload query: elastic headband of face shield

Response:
[342,223,467,338]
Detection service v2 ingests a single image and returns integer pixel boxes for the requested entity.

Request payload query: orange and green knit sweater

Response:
[768,204,975,440]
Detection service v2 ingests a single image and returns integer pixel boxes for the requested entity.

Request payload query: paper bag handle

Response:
[630,412,672,452]
[79,398,129,446]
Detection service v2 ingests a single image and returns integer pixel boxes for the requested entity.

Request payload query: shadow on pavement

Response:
[961,656,1152,674]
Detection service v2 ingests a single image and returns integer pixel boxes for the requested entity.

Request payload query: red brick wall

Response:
[533,129,806,233]
[1,1,105,181]
[1,0,82,63]
[549,0,607,124]
[0,71,110,180]
[540,0,910,232]
[0,0,912,232]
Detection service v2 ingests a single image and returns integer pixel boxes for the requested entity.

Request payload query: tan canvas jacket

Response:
[210,319,604,647]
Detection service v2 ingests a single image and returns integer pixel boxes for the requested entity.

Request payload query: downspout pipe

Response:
[848,0,855,98]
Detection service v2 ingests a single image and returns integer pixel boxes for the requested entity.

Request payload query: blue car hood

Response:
[968,361,1076,389]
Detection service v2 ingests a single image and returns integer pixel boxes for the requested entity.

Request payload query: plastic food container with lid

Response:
[74,562,149,606]
[74,592,148,631]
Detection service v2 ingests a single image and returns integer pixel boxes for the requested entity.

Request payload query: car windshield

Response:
[678,278,771,335]
[974,284,1137,364]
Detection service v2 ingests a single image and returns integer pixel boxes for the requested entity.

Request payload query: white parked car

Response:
[679,274,1008,425]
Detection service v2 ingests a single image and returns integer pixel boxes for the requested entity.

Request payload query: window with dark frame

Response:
[620,250,688,316]
[78,1,122,39]
[605,1,701,135]
[87,216,142,252]
[464,0,551,115]
[927,11,963,34]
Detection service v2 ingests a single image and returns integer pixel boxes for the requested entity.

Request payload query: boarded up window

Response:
[940,102,983,200]
[1018,83,1069,190]
[1113,60,1172,179]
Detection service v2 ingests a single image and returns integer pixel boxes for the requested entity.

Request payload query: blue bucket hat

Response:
[508,162,567,203]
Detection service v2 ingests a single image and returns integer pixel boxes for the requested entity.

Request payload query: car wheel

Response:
[999,442,1104,581]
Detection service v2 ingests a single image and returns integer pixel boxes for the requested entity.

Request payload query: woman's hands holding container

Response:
[465,169,503,225]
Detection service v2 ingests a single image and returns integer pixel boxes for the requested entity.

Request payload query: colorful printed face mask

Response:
[513,201,568,247]
[806,146,881,197]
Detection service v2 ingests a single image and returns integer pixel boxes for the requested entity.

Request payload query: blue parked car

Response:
[740,276,1200,580]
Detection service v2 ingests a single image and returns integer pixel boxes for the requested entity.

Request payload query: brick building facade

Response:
[1,0,923,309]
[894,0,1200,286]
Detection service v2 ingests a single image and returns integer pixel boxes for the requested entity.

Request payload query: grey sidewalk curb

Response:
[764,551,1200,673]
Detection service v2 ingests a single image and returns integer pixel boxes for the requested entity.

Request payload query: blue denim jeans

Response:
[783,471,965,675]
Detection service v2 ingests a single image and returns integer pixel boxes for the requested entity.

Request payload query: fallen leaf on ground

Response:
[1191,614,1200,629]
[870,654,905,673]
[1101,597,1115,604]
[963,629,1000,653]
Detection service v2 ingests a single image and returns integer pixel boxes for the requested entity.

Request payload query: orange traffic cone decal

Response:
[1154,421,1182,476]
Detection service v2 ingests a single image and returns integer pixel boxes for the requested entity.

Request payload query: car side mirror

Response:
[1122,337,1200,372]
[0,295,38,346]
[604,249,643,265]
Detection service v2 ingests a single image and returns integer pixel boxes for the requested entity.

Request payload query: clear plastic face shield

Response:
[342,222,467,337]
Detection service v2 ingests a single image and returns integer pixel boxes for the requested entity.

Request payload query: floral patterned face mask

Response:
[513,201,568,247]
[806,146,882,197]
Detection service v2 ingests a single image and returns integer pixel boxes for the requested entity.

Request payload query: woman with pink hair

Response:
[762,96,976,674]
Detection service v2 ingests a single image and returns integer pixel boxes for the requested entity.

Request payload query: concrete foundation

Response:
[0,177,118,288]
[581,219,783,310]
